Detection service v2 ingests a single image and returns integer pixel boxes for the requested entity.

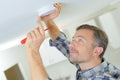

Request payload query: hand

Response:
[38,2,61,21]
[25,21,45,52]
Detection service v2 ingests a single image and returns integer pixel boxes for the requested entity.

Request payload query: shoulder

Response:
[100,62,120,79]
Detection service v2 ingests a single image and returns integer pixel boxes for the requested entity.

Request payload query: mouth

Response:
[70,49,78,55]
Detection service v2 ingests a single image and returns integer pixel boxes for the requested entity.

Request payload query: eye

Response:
[77,37,83,42]
[72,36,86,44]
[77,38,85,44]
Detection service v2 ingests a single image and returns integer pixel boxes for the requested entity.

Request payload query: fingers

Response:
[27,32,32,40]
[38,23,45,37]
[54,3,62,8]
[27,23,45,42]
[54,3,61,13]
[37,2,61,21]
[27,29,38,41]
[33,28,41,38]
[30,30,37,39]
[36,20,45,37]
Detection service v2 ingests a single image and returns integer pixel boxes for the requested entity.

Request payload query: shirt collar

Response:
[77,59,108,78]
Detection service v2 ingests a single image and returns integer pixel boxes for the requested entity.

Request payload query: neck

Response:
[79,58,102,71]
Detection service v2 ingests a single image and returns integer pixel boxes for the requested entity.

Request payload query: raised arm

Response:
[39,3,61,41]
[25,3,69,80]
[40,3,70,58]
[45,20,60,41]
[25,22,50,80]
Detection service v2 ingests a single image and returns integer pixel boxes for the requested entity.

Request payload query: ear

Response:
[94,47,103,56]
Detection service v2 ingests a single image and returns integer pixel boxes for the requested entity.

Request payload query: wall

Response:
[0,39,67,80]
[46,60,77,80]
[97,7,120,68]
[0,45,30,80]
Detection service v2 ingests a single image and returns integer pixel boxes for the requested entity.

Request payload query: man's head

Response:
[69,24,108,65]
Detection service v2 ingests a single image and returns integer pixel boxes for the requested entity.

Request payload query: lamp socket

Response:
[38,4,55,16]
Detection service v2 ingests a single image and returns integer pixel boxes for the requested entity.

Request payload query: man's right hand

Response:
[37,2,61,41]
[38,2,61,22]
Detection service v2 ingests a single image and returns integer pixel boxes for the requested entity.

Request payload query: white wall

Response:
[0,45,30,80]
[46,60,77,80]
[104,44,120,68]
[98,12,120,49]
[97,7,120,68]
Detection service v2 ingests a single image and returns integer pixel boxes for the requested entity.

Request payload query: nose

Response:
[69,41,75,49]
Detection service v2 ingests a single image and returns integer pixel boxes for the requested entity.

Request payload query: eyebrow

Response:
[72,35,86,40]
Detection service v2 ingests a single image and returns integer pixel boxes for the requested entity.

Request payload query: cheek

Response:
[77,45,93,57]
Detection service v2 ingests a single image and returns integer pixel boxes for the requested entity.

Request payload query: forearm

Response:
[26,49,49,80]
[44,20,61,41]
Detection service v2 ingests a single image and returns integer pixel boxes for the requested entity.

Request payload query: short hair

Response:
[76,24,108,58]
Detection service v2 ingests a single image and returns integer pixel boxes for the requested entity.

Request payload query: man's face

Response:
[69,29,96,64]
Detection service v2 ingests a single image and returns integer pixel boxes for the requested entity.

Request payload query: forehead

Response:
[73,29,94,39]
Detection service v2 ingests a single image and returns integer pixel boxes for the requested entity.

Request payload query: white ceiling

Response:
[0,0,115,51]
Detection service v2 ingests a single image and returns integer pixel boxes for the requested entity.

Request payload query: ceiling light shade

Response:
[38,4,55,16]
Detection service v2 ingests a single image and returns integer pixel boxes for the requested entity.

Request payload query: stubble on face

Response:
[69,29,95,64]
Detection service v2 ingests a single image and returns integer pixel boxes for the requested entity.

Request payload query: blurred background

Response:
[0,0,120,80]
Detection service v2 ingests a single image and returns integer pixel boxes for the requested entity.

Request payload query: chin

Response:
[69,56,83,64]
[69,57,77,63]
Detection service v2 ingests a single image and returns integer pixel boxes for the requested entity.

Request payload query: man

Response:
[25,3,120,80]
